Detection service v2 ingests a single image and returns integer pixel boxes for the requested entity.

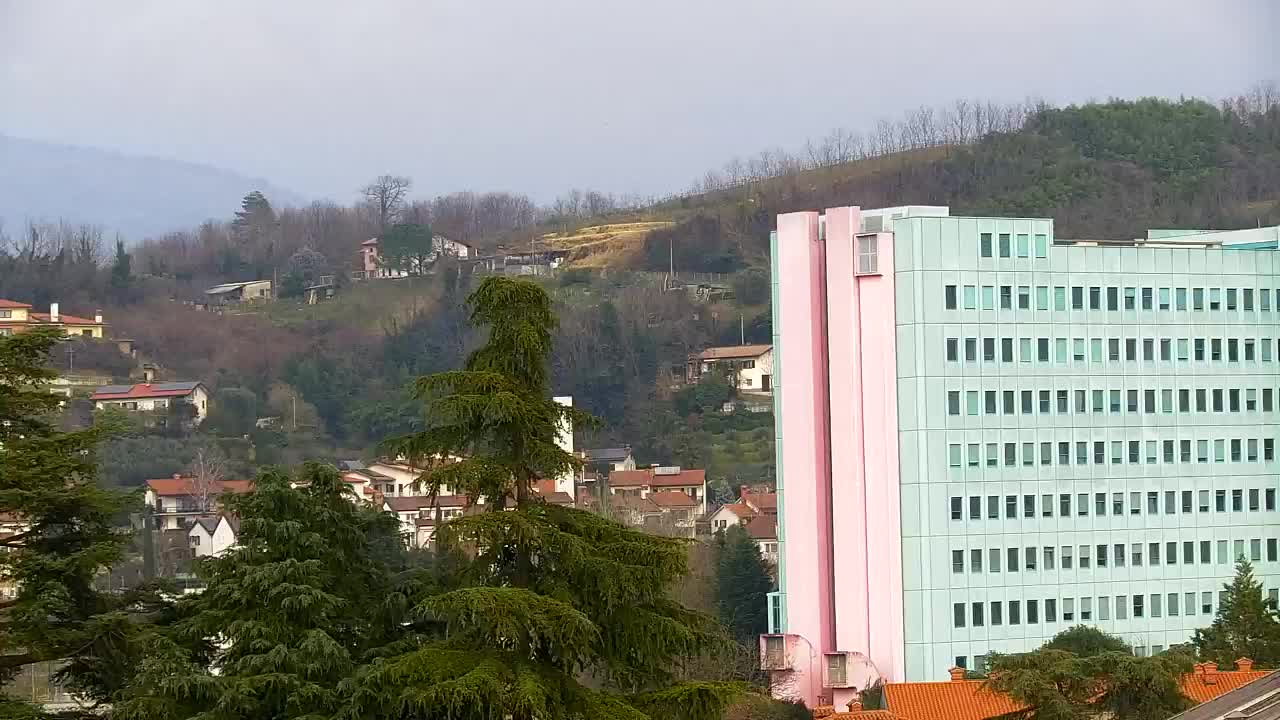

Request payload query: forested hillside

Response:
[1,90,1277,499]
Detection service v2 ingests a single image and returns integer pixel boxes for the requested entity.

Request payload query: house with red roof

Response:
[0,299,106,338]
[92,381,210,423]
[608,466,707,515]
[145,474,254,530]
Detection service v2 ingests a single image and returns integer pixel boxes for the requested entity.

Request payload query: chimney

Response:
[846,700,862,712]
[1237,658,1254,672]
[949,666,967,682]
[49,302,59,323]
[1203,663,1218,685]
[142,364,156,384]
[94,309,103,324]
[172,473,182,480]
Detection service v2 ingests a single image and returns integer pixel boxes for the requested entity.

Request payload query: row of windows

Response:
[949,540,1276,577]
[945,336,1280,365]
[975,232,1050,260]
[949,488,1279,522]
[947,438,1276,469]
[944,282,1280,315]
[951,587,1276,629]
[945,387,1279,417]
[958,641,1178,670]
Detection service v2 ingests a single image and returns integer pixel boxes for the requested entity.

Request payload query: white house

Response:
[92,382,210,423]
[144,475,254,530]
[188,515,239,557]
[707,501,757,533]
[357,235,471,279]
[688,344,774,393]
[583,447,636,472]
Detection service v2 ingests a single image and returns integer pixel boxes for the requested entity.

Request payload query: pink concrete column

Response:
[774,211,834,707]
[823,208,905,685]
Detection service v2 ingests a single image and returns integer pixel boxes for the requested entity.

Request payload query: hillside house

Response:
[205,280,273,306]
[92,381,210,423]
[144,475,254,530]
[688,344,773,393]
[607,466,707,515]
[583,447,636,472]
[707,502,756,533]
[356,235,471,279]
[0,300,106,338]
[188,515,239,557]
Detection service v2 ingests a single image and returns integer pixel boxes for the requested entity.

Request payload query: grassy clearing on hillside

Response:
[538,221,674,269]
[258,277,440,328]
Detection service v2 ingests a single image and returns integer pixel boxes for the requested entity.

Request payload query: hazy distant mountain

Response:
[0,134,305,242]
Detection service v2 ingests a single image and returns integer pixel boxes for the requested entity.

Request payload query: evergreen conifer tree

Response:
[1192,559,1280,666]
[362,276,741,720]
[114,463,418,720]
[714,525,773,642]
[0,328,142,713]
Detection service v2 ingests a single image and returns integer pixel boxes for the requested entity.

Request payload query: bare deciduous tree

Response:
[361,175,412,232]
[188,445,227,514]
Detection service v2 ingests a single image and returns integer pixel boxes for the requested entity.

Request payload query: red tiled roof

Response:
[649,490,697,508]
[743,490,778,512]
[91,383,202,400]
[0,299,32,309]
[145,477,254,497]
[29,312,100,325]
[609,468,705,488]
[712,502,757,520]
[539,491,575,506]
[697,344,772,360]
[744,514,776,540]
[1180,665,1271,703]
[883,665,1273,720]
[884,680,1022,720]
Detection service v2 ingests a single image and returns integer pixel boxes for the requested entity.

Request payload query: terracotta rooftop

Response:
[0,299,32,309]
[697,344,772,360]
[882,660,1272,720]
[609,468,705,488]
[145,476,253,497]
[712,502,757,520]
[742,488,778,512]
[92,382,204,400]
[649,490,697,508]
[883,679,1021,720]
[29,312,101,325]
[743,514,777,540]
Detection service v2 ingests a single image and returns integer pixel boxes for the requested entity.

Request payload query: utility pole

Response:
[65,343,74,373]
[292,393,297,431]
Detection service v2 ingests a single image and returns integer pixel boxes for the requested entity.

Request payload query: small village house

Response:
[92,381,210,423]
[583,447,637,472]
[0,300,106,338]
[187,515,240,557]
[688,344,774,393]
[144,475,253,530]
[356,235,471,280]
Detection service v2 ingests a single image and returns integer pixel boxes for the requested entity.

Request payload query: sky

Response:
[1,0,1276,205]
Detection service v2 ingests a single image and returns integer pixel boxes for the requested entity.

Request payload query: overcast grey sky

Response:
[1,0,1276,204]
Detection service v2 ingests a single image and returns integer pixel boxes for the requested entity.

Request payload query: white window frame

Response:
[855,233,880,275]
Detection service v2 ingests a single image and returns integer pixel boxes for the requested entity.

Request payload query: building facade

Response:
[0,300,105,338]
[766,205,1280,705]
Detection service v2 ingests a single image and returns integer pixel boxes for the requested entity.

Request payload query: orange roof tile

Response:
[145,477,254,497]
[743,514,777,540]
[0,299,32,309]
[1179,667,1271,703]
[883,680,1021,720]
[609,468,705,488]
[831,712,904,720]
[883,666,1273,720]
[697,344,772,360]
[649,490,697,507]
